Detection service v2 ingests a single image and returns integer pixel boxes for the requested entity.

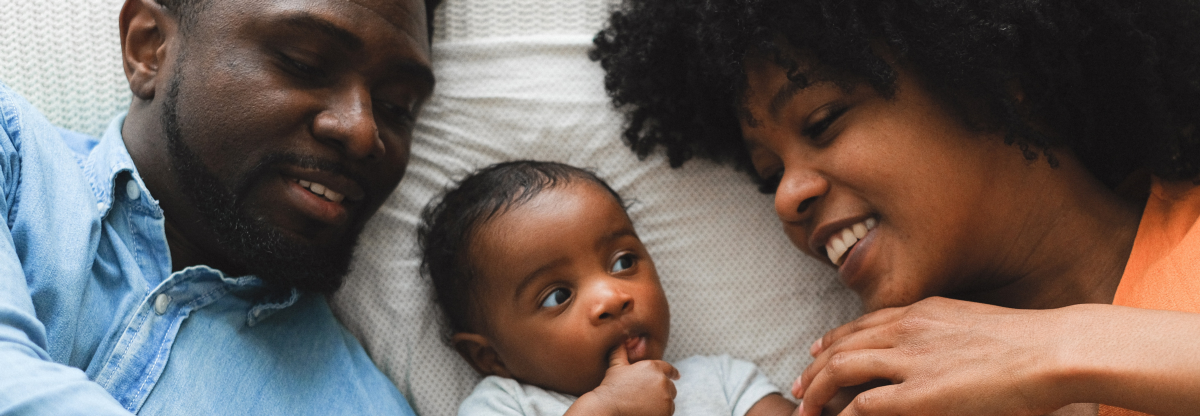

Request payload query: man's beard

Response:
[159,75,359,294]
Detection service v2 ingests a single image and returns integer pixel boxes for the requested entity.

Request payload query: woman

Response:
[590,0,1200,415]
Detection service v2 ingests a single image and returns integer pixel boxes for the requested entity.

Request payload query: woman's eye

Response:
[611,254,636,273]
[802,105,848,140]
[540,288,571,308]
[757,170,783,194]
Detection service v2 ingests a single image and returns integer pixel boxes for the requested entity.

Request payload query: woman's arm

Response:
[795,297,1200,416]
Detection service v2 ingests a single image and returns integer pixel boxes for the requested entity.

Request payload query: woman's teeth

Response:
[296,179,345,203]
[826,218,877,266]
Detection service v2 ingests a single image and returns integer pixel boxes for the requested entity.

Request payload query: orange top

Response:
[1099,177,1200,416]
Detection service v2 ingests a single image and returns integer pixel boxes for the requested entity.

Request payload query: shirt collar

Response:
[87,114,302,324]
[85,112,158,218]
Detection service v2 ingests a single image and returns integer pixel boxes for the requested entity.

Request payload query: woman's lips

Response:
[837,223,877,291]
[825,217,877,266]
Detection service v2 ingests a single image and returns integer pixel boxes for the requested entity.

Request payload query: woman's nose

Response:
[774,167,829,223]
[312,84,386,161]
[588,279,634,325]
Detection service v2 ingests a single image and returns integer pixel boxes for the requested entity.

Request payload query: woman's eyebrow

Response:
[768,81,805,119]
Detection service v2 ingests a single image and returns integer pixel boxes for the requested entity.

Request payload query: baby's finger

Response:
[643,359,680,380]
[666,362,680,380]
[608,344,630,368]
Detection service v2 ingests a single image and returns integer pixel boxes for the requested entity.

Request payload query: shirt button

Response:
[96,202,105,211]
[154,293,171,315]
[126,180,140,200]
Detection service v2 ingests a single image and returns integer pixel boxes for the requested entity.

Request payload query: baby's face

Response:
[467,181,670,396]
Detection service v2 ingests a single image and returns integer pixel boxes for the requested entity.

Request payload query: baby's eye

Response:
[540,288,571,308]
[611,254,636,273]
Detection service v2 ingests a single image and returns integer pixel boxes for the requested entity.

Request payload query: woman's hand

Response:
[570,346,680,416]
[795,297,1072,416]
[795,297,1200,416]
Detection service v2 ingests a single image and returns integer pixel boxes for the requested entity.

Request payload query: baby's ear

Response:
[452,333,512,378]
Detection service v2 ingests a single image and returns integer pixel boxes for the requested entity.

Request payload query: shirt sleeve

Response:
[717,355,784,416]
[0,84,132,415]
[458,376,533,416]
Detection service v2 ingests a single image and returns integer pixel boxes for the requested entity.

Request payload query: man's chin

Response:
[238,231,358,294]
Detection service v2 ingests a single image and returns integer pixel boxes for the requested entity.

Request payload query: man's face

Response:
[157,0,433,292]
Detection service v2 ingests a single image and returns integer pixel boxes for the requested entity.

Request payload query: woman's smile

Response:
[737,56,1074,312]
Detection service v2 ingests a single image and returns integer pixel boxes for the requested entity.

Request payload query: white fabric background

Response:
[1,1,863,416]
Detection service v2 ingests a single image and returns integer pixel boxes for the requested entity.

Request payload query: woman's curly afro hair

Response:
[591,0,1200,188]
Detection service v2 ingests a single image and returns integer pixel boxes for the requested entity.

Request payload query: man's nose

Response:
[774,166,829,224]
[312,84,386,161]
[587,279,633,325]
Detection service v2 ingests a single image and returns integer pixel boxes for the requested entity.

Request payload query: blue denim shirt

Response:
[0,83,416,415]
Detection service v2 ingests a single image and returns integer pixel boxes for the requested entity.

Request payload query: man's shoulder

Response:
[0,82,93,164]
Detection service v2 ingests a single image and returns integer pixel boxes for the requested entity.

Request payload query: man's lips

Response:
[280,166,366,203]
[277,168,366,227]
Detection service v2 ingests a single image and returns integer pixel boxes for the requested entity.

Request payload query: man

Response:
[0,0,436,414]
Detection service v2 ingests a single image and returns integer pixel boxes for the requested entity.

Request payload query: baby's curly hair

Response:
[591,0,1200,188]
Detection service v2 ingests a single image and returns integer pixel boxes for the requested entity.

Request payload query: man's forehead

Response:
[203,0,427,40]
[344,0,427,38]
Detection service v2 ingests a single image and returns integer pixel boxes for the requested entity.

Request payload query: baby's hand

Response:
[572,346,679,416]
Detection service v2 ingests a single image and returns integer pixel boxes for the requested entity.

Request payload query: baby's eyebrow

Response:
[594,228,638,252]
[513,257,569,303]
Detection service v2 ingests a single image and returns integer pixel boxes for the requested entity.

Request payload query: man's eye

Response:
[540,288,571,308]
[377,102,415,127]
[280,54,326,78]
[610,254,636,273]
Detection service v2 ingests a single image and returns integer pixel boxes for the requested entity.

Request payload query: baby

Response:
[420,160,799,416]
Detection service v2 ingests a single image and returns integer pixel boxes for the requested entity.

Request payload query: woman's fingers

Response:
[798,297,1077,416]
[813,305,909,356]
[799,349,902,416]
[836,383,905,416]
[797,309,906,397]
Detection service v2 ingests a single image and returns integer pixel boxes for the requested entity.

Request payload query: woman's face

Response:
[739,58,1050,312]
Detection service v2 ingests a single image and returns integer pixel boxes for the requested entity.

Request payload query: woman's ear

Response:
[452,333,512,378]
[119,0,176,100]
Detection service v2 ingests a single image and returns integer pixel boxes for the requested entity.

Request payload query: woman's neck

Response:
[957,156,1142,310]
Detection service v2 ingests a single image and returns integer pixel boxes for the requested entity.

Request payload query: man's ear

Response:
[119,0,177,100]
[451,333,512,378]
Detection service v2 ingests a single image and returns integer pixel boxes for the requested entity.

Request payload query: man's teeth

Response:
[826,218,877,266]
[296,179,345,203]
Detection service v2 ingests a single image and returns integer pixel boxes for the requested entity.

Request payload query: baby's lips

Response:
[623,335,649,363]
